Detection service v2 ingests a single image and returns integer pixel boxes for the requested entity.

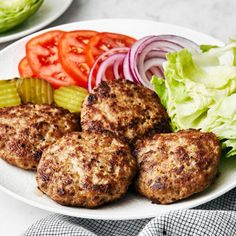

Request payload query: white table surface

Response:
[1,0,236,235]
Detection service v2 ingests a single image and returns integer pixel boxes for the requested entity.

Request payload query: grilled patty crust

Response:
[81,79,170,143]
[36,131,137,208]
[0,104,79,170]
[134,129,221,204]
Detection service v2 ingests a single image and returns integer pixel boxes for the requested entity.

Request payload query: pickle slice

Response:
[0,79,21,108]
[16,77,54,104]
[54,86,88,113]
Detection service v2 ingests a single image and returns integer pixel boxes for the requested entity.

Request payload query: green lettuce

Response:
[152,42,236,157]
[200,44,219,52]
[0,0,43,33]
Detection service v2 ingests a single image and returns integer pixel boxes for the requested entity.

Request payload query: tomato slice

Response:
[85,32,136,67]
[18,57,35,77]
[26,30,76,88]
[58,30,98,88]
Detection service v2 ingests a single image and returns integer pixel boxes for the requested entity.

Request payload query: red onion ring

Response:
[144,58,166,71]
[146,50,167,59]
[113,57,124,79]
[149,67,163,78]
[123,53,141,84]
[95,53,126,85]
[88,47,129,92]
[146,70,153,80]
[126,35,199,90]
[87,35,199,92]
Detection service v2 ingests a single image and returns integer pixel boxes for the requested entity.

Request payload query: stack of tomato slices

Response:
[18,30,136,89]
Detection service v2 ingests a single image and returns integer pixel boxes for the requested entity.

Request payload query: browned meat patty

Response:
[36,131,137,208]
[0,104,79,170]
[81,79,170,143]
[134,129,221,204]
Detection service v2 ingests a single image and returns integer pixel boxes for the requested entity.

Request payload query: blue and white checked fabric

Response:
[24,188,236,236]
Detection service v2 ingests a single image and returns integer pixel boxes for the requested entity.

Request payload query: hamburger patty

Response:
[0,104,79,170]
[36,131,137,208]
[134,129,221,204]
[81,79,170,143]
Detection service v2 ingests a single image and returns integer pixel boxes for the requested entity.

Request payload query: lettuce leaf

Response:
[0,0,44,33]
[200,44,219,52]
[152,42,236,157]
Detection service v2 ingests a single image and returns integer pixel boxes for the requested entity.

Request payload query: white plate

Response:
[0,19,235,220]
[0,0,73,43]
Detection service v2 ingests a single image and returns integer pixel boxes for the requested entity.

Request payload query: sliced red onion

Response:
[87,35,199,92]
[126,35,199,90]
[123,52,135,82]
[113,57,124,79]
[158,35,199,52]
[123,52,141,84]
[149,67,163,78]
[95,53,126,85]
[144,58,166,71]
[144,58,165,78]
[146,50,167,59]
[146,70,153,80]
[88,47,129,92]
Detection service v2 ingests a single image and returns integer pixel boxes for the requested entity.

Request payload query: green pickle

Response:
[0,79,21,108]
[54,86,88,113]
[16,77,54,104]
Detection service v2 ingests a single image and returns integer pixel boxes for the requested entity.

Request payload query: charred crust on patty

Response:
[81,79,170,143]
[134,129,221,204]
[86,94,97,105]
[36,131,137,208]
[0,104,80,170]
[95,81,111,98]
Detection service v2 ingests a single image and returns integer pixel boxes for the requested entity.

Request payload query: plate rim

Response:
[0,0,73,43]
[1,179,235,220]
[0,18,230,220]
[0,18,223,47]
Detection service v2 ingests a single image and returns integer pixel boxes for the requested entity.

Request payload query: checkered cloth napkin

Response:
[24,188,236,236]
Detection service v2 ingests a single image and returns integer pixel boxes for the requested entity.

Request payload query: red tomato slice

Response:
[58,30,98,88]
[85,32,136,67]
[26,30,76,88]
[18,57,35,77]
